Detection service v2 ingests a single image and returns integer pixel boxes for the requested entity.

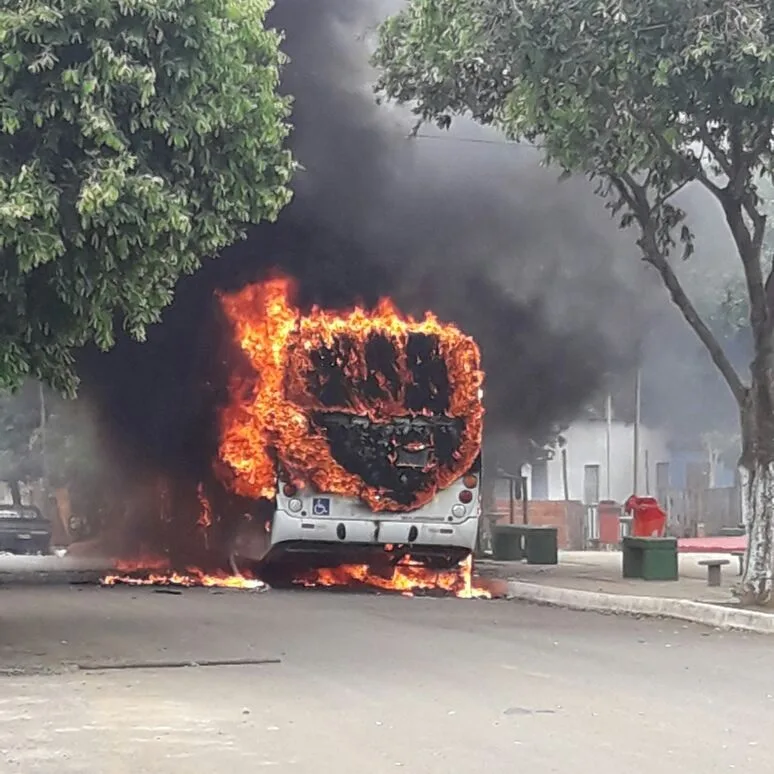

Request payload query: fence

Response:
[664,486,741,537]
[485,488,743,548]
[580,488,741,544]
[584,504,599,545]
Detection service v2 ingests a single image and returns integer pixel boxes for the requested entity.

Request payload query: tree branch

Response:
[647,128,724,198]
[651,178,691,213]
[619,172,649,212]
[606,101,715,198]
[722,196,769,343]
[750,203,767,256]
[764,261,774,324]
[645,247,747,406]
[698,125,733,180]
[709,120,767,234]
[697,124,769,339]
[609,173,747,406]
[728,122,745,196]
[745,118,773,166]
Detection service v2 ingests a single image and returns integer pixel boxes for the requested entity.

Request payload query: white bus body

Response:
[266,454,482,567]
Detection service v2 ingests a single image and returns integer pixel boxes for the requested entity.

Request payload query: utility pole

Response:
[605,393,612,500]
[39,382,48,499]
[633,365,641,495]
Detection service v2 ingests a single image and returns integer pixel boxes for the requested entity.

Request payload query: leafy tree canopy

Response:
[0,0,295,393]
[374,0,774,409]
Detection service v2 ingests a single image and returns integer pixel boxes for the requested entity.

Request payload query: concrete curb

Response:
[506,581,774,634]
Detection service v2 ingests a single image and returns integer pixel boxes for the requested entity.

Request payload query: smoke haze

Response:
[81,0,682,479]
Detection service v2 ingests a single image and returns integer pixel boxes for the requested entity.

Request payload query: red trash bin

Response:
[624,495,666,538]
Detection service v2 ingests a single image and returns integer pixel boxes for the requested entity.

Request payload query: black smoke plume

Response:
[78,0,651,556]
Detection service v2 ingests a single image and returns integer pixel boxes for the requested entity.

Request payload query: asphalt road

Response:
[0,586,770,773]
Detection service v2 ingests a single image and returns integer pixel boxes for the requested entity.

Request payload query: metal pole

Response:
[645,449,650,495]
[522,475,529,525]
[633,366,641,495]
[561,448,570,501]
[605,393,612,500]
[508,477,515,525]
[38,382,48,499]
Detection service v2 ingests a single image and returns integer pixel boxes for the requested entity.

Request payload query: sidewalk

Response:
[479,550,741,605]
[479,551,774,634]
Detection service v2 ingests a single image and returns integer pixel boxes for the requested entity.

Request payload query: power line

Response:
[405,131,546,152]
[407,131,522,147]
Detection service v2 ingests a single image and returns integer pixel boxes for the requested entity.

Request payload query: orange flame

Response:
[296,555,491,598]
[196,482,213,550]
[196,483,213,530]
[101,559,264,590]
[217,276,484,511]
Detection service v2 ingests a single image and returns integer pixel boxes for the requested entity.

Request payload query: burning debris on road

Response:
[92,452,492,598]
[100,553,494,598]
[101,558,265,590]
[295,554,491,599]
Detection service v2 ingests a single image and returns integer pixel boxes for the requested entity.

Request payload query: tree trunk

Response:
[9,480,21,506]
[738,459,774,603]
[739,362,774,604]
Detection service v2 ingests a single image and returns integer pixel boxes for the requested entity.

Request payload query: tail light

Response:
[463,474,477,489]
[459,490,473,504]
[282,483,297,497]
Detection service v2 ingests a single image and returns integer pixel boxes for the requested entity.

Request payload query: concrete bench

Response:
[698,558,730,587]
[731,551,745,576]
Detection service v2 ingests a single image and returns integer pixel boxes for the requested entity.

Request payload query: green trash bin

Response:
[492,525,524,561]
[524,526,558,565]
[622,536,678,580]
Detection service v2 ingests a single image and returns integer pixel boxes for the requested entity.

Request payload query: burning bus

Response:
[217,276,485,576]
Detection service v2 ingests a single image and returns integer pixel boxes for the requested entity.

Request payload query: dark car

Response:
[0,505,51,555]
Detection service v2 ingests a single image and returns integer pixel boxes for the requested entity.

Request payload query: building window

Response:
[531,461,549,500]
[583,464,600,505]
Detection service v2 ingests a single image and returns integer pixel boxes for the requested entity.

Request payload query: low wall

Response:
[491,499,585,550]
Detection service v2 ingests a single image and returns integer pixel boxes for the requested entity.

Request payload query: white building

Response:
[528,419,671,504]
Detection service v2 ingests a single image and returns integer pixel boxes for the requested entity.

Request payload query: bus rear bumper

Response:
[270,511,479,553]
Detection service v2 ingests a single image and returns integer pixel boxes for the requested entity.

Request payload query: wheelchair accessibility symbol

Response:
[312,497,331,516]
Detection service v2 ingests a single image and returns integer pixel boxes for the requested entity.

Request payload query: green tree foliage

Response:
[0,0,295,392]
[374,0,774,601]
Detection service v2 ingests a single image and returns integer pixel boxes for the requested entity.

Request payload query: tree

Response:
[374,0,774,602]
[0,0,294,393]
